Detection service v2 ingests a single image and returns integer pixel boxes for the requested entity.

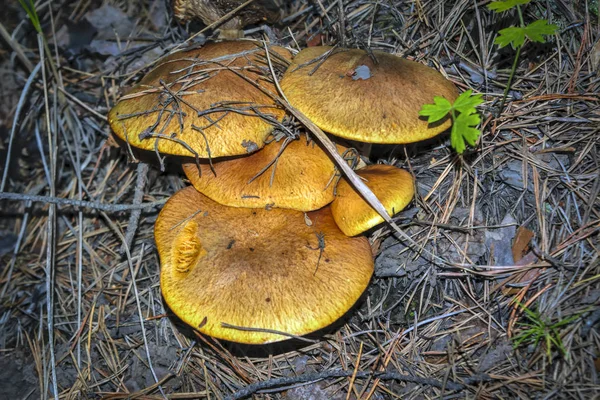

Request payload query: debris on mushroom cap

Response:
[172,0,281,36]
[108,41,291,158]
[280,46,459,144]
[156,186,374,344]
[331,165,415,236]
[182,136,351,211]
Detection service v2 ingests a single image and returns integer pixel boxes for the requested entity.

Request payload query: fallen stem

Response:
[497,4,525,116]
[225,369,464,400]
[120,162,150,254]
[0,192,166,212]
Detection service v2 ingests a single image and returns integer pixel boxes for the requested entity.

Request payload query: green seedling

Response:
[488,0,558,113]
[18,0,42,33]
[18,0,62,82]
[419,89,484,154]
[512,301,580,361]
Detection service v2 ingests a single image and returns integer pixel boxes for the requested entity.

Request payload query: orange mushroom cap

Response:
[182,137,349,211]
[108,41,291,158]
[280,46,459,144]
[331,165,415,236]
[156,186,374,344]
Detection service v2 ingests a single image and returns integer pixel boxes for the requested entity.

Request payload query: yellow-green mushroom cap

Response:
[155,186,374,344]
[331,165,415,236]
[182,137,348,211]
[108,41,291,158]
[280,46,458,144]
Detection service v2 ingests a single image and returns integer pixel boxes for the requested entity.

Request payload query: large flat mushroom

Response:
[108,41,291,158]
[156,186,374,344]
[182,136,350,211]
[280,46,459,144]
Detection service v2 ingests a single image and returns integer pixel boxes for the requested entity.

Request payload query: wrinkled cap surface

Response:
[332,165,415,236]
[108,41,291,158]
[156,186,374,344]
[280,46,458,144]
[182,137,350,211]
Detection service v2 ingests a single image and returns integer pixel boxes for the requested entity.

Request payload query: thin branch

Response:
[0,192,166,212]
[224,369,464,400]
[220,322,319,343]
[120,162,150,254]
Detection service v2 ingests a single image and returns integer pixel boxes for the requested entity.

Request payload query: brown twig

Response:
[225,369,464,399]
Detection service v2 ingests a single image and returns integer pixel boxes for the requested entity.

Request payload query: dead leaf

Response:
[306,34,324,47]
[512,226,534,262]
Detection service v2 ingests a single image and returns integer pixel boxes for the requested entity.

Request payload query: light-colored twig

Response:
[120,163,150,254]
[0,192,166,212]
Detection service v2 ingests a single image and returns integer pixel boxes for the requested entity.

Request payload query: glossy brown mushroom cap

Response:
[156,186,374,344]
[332,165,415,236]
[108,41,291,158]
[280,46,459,144]
[182,137,348,211]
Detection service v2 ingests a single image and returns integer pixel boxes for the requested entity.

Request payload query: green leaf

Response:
[18,0,41,33]
[523,19,558,43]
[452,111,481,154]
[418,96,453,123]
[420,91,483,154]
[495,26,527,49]
[450,125,466,154]
[494,20,557,49]
[452,90,484,114]
[488,0,530,12]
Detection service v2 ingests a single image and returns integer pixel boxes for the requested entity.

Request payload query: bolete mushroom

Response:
[331,165,414,236]
[182,136,350,211]
[172,0,281,38]
[108,41,291,158]
[156,186,374,344]
[280,46,459,144]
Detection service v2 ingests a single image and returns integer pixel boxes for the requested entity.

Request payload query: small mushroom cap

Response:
[156,186,374,344]
[331,165,414,236]
[108,41,291,158]
[173,0,281,29]
[182,137,349,211]
[280,46,459,144]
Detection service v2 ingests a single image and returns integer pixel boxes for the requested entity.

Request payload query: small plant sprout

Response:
[512,301,580,361]
[419,90,484,154]
[488,0,558,113]
[18,0,42,33]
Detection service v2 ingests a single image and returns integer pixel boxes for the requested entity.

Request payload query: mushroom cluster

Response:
[108,40,457,344]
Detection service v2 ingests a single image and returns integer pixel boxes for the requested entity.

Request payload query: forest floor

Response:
[0,0,599,399]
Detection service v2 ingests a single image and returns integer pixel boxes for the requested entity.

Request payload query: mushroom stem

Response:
[344,139,372,162]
